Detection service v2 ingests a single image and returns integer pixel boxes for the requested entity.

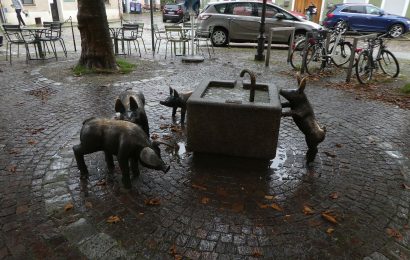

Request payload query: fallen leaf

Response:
[145,198,161,206]
[259,204,269,209]
[85,201,93,208]
[324,151,336,158]
[174,255,182,260]
[264,195,274,200]
[107,215,121,224]
[321,212,338,224]
[201,197,210,204]
[386,228,403,240]
[64,202,74,211]
[271,203,283,212]
[160,124,169,129]
[232,202,244,212]
[402,184,410,190]
[169,245,177,255]
[8,165,17,173]
[9,149,20,155]
[162,135,173,140]
[308,219,322,227]
[329,192,340,200]
[151,133,159,140]
[326,228,335,234]
[28,139,38,145]
[216,187,228,197]
[252,250,263,257]
[191,183,207,191]
[335,143,343,148]
[303,205,314,215]
[96,179,107,186]
[170,125,182,133]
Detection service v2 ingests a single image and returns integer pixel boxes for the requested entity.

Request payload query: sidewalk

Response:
[0,19,409,259]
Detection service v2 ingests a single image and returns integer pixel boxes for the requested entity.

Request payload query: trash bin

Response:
[130,2,136,13]
[135,3,142,14]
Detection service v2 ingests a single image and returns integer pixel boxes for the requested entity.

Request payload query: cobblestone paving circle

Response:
[0,48,409,259]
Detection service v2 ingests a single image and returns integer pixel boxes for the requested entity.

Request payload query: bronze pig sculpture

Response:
[160,87,192,124]
[73,118,169,189]
[279,76,326,163]
[115,89,149,136]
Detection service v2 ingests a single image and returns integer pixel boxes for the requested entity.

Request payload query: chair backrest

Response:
[2,24,25,43]
[165,25,184,40]
[122,24,139,39]
[43,22,63,38]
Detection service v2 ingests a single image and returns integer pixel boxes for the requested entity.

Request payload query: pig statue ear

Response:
[173,89,179,98]
[169,87,173,96]
[115,99,126,113]
[129,96,139,111]
[139,147,169,173]
[298,77,306,93]
[296,72,301,85]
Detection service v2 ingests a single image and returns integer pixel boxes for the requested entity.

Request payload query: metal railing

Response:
[64,16,77,52]
[265,27,295,67]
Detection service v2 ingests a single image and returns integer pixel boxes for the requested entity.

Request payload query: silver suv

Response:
[197,1,322,47]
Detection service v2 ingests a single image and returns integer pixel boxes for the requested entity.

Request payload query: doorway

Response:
[50,0,60,21]
[294,0,322,23]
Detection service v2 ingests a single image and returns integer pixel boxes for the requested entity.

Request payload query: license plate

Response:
[169,11,175,14]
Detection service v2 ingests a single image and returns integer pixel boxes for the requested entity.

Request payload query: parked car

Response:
[323,3,410,38]
[197,1,322,47]
[162,3,189,23]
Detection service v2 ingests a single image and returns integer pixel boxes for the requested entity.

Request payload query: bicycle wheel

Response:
[290,40,307,70]
[331,42,353,67]
[378,49,399,78]
[355,50,372,84]
[305,45,324,75]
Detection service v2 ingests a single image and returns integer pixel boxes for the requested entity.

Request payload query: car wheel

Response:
[211,28,228,47]
[293,32,306,43]
[388,24,404,38]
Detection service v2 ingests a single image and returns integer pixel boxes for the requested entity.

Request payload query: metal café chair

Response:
[118,24,141,56]
[2,24,37,64]
[135,22,147,53]
[194,26,215,58]
[41,22,67,59]
[164,25,190,59]
[153,24,167,53]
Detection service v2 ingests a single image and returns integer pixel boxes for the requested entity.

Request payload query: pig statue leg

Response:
[73,144,89,179]
[104,152,115,172]
[181,108,186,124]
[305,138,319,163]
[117,154,132,189]
[172,107,177,117]
[130,159,140,178]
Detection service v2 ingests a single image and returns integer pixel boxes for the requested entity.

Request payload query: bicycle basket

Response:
[310,29,327,41]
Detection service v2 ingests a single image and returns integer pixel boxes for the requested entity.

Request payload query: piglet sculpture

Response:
[279,76,326,163]
[160,87,192,124]
[115,89,149,136]
[73,118,169,189]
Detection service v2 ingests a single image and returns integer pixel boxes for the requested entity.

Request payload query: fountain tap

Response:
[239,69,256,102]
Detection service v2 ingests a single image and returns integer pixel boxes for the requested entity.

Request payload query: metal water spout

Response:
[239,69,256,102]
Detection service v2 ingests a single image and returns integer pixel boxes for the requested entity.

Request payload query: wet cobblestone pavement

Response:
[1,18,410,259]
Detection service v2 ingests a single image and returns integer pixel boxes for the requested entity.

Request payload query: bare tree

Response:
[77,0,118,71]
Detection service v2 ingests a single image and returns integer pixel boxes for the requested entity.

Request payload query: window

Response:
[232,3,254,16]
[341,5,366,14]
[257,4,278,18]
[22,0,34,4]
[214,3,228,14]
[366,6,380,15]
[104,0,110,4]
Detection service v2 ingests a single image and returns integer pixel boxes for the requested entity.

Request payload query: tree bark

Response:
[77,0,118,71]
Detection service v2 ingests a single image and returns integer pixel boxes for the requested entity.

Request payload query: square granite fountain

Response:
[187,79,282,160]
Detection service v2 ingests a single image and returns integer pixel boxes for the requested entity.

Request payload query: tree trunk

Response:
[77,0,118,71]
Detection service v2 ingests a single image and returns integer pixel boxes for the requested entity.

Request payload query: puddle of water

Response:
[177,142,186,156]
[269,146,290,181]
[203,86,270,103]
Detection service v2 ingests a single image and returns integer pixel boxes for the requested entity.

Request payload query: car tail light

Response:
[308,38,316,45]
[327,12,334,19]
[198,14,211,20]
[177,9,183,14]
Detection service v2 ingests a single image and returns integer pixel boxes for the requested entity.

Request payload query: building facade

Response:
[0,0,122,25]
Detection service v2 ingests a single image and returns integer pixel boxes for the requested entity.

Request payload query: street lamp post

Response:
[255,0,267,61]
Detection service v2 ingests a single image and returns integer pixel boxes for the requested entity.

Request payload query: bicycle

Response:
[304,28,353,74]
[355,33,400,84]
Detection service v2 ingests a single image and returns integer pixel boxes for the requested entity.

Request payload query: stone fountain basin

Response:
[187,80,281,159]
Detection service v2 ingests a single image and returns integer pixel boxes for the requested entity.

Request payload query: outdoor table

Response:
[21,27,48,59]
[109,27,126,55]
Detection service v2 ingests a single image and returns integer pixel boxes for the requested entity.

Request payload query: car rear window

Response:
[341,5,366,14]
[214,3,228,14]
[326,5,338,15]
[165,4,178,9]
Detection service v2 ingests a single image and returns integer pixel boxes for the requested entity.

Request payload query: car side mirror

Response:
[379,10,385,16]
[275,13,285,19]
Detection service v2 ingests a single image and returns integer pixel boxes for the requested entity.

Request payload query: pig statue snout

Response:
[115,89,149,136]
